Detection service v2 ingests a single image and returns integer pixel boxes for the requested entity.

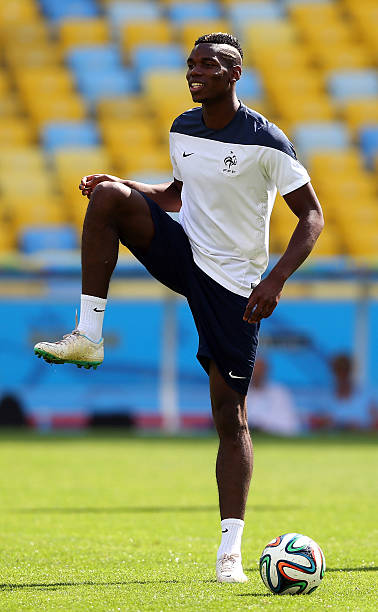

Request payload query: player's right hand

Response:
[79,174,123,199]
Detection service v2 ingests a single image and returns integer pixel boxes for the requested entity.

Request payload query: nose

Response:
[188,63,203,78]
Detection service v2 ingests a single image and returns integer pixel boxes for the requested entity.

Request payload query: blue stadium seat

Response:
[328,70,378,102]
[106,2,161,28]
[39,0,98,21]
[66,45,123,71]
[359,125,378,168]
[292,121,350,157]
[236,69,263,99]
[20,225,78,254]
[133,45,186,77]
[75,69,139,104]
[42,121,100,152]
[227,2,283,26]
[168,2,221,23]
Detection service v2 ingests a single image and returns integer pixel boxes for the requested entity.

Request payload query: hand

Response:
[243,275,284,324]
[79,174,123,199]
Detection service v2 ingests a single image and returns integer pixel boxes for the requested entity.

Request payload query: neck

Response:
[201,92,240,130]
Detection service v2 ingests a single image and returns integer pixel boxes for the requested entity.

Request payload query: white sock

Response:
[77,294,107,342]
[217,518,244,559]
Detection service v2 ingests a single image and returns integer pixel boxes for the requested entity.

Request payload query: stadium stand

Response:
[0,0,375,260]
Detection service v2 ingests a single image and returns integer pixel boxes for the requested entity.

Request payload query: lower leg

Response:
[210,361,253,520]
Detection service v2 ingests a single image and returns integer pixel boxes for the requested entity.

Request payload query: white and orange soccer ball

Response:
[259,533,326,595]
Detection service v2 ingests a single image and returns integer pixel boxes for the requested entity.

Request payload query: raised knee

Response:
[88,181,130,217]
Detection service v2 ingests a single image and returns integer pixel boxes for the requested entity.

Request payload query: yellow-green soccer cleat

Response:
[34,328,104,370]
[216,553,249,583]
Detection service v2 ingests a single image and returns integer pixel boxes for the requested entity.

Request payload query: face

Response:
[186,43,240,103]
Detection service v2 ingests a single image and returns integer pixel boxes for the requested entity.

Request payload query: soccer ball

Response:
[259,533,326,595]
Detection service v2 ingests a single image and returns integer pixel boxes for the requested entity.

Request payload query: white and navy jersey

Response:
[169,103,310,297]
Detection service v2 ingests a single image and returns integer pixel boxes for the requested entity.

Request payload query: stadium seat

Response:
[236,69,263,100]
[0,0,39,25]
[359,126,378,168]
[250,44,311,72]
[292,122,350,158]
[16,68,75,105]
[0,118,35,146]
[0,147,46,172]
[106,1,161,29]
[26,95,88,127]
[312,44,373,72]
[178,21,231,55]
[243,21,298,55]
[133,45,186,78]
[59,18,110,50]
[343,100,378,135]
[42,121,100,152]
[116,148,172,176]
[19,225,78,253]
[99,118,159,161]
[0,222,16,253]
[10,197,67,230]
[66,45,122,71]
[0,20,50,45]
[227,2,283,31]
[327,70,378,103]
[0,94,23,119]
[120,20,173,55]
[97,96,149,121]
[308,150,365,176]
[39,0,99,22]
[4,41,62,71]
[273,95,335,125]
[75,69,140,105]
[167,3,221,24]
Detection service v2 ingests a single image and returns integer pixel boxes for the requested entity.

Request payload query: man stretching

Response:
[34,33,324,582]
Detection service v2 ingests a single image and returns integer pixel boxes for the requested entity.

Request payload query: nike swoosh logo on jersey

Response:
[222,529,228,533]
[93,308,105,312]
[183,152,194,157]
[229,371,247,379]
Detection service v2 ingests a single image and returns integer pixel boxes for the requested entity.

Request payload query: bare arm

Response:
[243,182,324,324]
[79,174,182,212]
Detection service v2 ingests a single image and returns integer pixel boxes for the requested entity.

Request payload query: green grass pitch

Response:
[0,431,377,611]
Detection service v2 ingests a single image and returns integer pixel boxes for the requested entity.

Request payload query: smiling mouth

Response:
[189,82,205,92]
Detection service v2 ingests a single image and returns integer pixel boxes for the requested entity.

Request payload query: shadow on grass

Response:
[1,567,375,592]
[6,504,299,515]
[0,580,180,591]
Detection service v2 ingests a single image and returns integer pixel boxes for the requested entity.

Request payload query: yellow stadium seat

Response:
[144,70,188,99]
[178,21,231,54]
[0,94,24,118]
[342,100,378,135]
[308,150,365,176]
[0,223,17,253]
[243,22,298,55]
[263,72,324,106]
[249,44,311,72]
[4,41,62,70]
[10,197,67,231]
[59,18,110,50]
[1,19,49,45]
[0,119,35,146]
[340,222,378,258]
[0,147,46,172]
[116,147,172,177]
[240,98,270,118]
[289,2,340,27]
[97,96,149,121]
[299,22,356,48]
[273,95,335,125]
[315,176,376,204]
[26,94,87,127]
[344,0,378,53]
[310,225,343,257]
[15,67,75,105]
[120,20,173,55]
[312,43,373,72]
[0,0,39,26]
[0,169,53,200]
[99,118,160,157]
[0,71,11,96]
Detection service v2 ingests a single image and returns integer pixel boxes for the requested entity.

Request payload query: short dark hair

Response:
[194,32,244,66]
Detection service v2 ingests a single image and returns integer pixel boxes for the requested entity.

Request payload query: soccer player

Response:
[34,33,324,582]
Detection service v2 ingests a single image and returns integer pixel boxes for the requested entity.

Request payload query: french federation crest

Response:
[223,151,238,174]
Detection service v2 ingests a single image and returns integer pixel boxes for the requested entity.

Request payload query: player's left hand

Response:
[243,275,284,324]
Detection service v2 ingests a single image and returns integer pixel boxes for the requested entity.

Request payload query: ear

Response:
[230,65,242,84]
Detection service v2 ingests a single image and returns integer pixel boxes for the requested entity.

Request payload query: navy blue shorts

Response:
[127,196,260,395]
